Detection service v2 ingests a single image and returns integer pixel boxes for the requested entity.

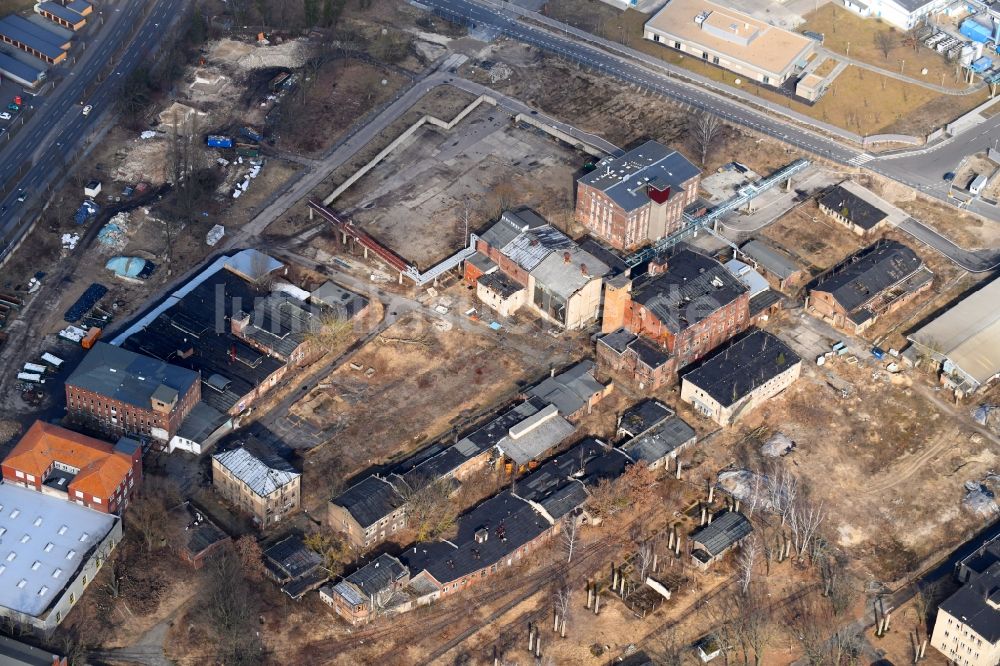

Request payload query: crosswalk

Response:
[848,153,876,166]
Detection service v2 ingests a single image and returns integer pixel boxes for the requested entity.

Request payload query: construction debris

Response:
[962,479,999,517]
[760,432,796,457]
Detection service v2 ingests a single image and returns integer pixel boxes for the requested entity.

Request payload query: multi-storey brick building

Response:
[575,141,700,251]
[1,421,141,514]
[212,446,301,527]
[601,247,750,380]
[65,342,201,443]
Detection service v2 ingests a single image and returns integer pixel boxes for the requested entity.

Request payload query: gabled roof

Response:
[632,247,747,334]
[618,400,673,438]
[331,476,404,529]
[810,240,923,313]
[819,184,888,230]
[333,553,409,606]
[213,447,299,497]
[480,210,573,273]
[740,240,801,280]
[496,404,575,466]
[621,415,696,464]
[580,140,700,212]
[938,562,1000,643]
[682,329,800,407]
[526,360,606,417]
[67,342,199,410]
[4,421,132,500]
[264,535,322,581]
[691,511,752,556]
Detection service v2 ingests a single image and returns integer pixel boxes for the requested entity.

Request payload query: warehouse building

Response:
[36,2,87,31]
[0,483,121,632]
[843,0,949,30]
[0,49,46,87]
[0,15,69,64]
[907,277,1000,396]
[644,0,816,85]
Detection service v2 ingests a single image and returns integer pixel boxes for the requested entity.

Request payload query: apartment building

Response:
[212,447,301,526]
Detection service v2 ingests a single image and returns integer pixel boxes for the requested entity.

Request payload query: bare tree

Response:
[233,535,266,581]
[553,586,573,638]
[737,535,761,595]
[636,540,656,581]
[688,111,723,166]
[202,550,263,665]
[561,514,579,564]
[126,476,180,553]
[400,477,459,541]
[766,466,797,525]
[874,30,896,60]
[789,499,827,560]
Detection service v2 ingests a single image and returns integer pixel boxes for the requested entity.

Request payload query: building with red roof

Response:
[1,421,141,514]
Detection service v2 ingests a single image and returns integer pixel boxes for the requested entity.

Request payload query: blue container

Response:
[961,18,993,44]
[207,135,233,148]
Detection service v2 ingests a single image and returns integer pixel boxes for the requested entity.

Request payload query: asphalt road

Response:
[0,0,183,261]
[426,0,1000,270]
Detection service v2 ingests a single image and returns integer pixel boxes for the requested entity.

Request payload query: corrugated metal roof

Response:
[740,240,800,280]
[213,447,299,497]
[691,511,752,556]
[0,16,66,60]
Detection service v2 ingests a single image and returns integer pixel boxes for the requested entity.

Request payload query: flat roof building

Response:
[644,0,816,85]
[0,483,121,632]
[907,277,1000,395]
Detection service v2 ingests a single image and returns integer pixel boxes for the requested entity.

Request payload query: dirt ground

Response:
[277,58,410,156]
[334,104,590,269]
[801,5,971,92]
[540,0,988,135]
[293,303,584,509]
[763,312,998,583]
[760,201,866,276]
[898,195,1000,250]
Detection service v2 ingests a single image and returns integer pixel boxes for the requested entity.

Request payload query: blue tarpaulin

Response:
[106,256,154,279]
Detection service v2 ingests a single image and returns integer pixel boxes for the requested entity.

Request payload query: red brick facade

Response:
[65,379,201,442]
[622,292,750,369]
[574,175,699,251]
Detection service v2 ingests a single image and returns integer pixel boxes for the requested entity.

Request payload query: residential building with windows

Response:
[817,182,892,236]
[575,141,700,251]
[930,534,1000,666]
[211,447,300,526]
[320,554,410,625]
[1,421,141,515]
[681,329,802,426]
[65,342,201,443]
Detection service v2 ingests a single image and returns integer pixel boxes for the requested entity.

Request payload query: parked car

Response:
[943,171,955,182]
[0,112,10,121]
[82,105,92,116]
[6,104,18,112]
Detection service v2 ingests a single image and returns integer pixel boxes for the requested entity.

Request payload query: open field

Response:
[335,104,590,268]
[801,4,970,91]
[764,311,999,582]
[900,194,1000,249]
[540,0,989,134]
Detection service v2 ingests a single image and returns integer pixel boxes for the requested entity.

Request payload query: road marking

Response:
[847,153,875,166]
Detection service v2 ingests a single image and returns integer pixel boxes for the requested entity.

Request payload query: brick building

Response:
[807,240,932,334]
[1,421,141,514]
[212,446,301,526]
[320,553,410,625]
[599,247,750,387]
[66,342,201,443]
[575,141,700,251]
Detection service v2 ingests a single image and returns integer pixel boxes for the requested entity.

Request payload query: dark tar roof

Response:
[600,329,672,369]
[0,634,66,666]
[175,401,228,442]
[0,16,66,60]
[692,511,752,556]
[467,253,497,273]
[618,399,673,438]
[67,342,199,409]
[120,269,284,413]
[740,240,801,280]
[38,2,86,24]
[0,50,45,83]
[579,140,700,212]
[331,475,404,529]
[402,490,551,584]
[599,328,637,354]
[819,185,888,230]
[334,553,408,606]
[239,293,316,359]
[632,247,747,334]
[176,504,229,557]
[309,280,369,319]
[526,360,605,417]
[264,535,323,581]
[621,415,696,465]
[810,240,924,313]
[537,481,589,520]
[749,289,783,316]
[939,562,1000,643]
[682,329,801,407]
[578,238,631,275]
[478,271,524,299]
